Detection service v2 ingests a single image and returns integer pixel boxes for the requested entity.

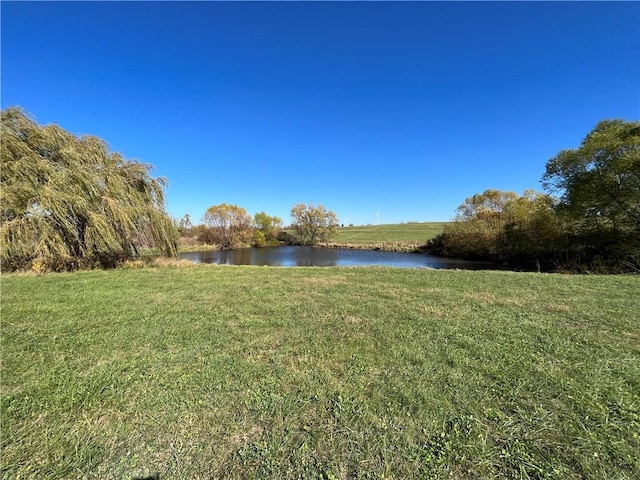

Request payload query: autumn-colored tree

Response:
[429,189,564,267]
[1,107,178,271]
[502,190,565,271]
[436,189,519,259]
[202,203,253,249]
[290,203,339,246]
[253,211,283,247]
[456,189,518,229]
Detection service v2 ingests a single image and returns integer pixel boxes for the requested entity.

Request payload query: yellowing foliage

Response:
[1,107,178,271]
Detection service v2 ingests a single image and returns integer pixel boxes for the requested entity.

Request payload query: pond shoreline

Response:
[178,241,425,254]
[324,241,425,253]
[175,243,541,271]
[178,245,501,270]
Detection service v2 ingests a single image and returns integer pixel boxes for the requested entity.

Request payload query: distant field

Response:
[332,222,447,246]
[2,266,638,479]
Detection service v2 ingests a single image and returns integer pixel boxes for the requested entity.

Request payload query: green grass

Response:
[329,222,446,251]
[2,266,639,479]
[332,222,447,249]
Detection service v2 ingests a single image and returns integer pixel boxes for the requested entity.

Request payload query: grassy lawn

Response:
[331,222,447,249]
[2,266,639,479]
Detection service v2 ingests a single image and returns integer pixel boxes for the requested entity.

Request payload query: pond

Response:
[179,246,499,270]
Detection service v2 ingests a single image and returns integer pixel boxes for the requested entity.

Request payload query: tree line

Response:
[427,119,640,272]
[178,203,339,250]
[2,107,637,272]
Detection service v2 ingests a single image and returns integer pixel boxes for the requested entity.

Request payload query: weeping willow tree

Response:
[1,107,178,271]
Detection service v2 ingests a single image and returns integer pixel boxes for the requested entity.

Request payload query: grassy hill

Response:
[331,222,447,250]
[2,266,638,478]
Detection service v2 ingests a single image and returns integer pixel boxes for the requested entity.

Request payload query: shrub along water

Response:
[428,120,640,272]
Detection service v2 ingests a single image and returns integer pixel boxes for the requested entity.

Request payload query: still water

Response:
[179,246,497,270]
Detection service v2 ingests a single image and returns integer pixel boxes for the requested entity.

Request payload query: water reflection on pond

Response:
[179,246,498,270]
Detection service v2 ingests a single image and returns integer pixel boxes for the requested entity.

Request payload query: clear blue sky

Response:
[2,1,638,225]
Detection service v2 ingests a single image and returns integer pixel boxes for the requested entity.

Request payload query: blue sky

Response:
[2,1,638,225]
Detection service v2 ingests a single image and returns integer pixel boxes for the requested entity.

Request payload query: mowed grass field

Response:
[2,266,639,479]
[331,222,447,247]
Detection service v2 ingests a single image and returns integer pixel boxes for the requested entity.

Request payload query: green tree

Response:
[542,119,640,270]
[1,107,178,271]
[202,203,253,249]
[543,119,640,231]
[290,203,339,246]
[253,211,283,247]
